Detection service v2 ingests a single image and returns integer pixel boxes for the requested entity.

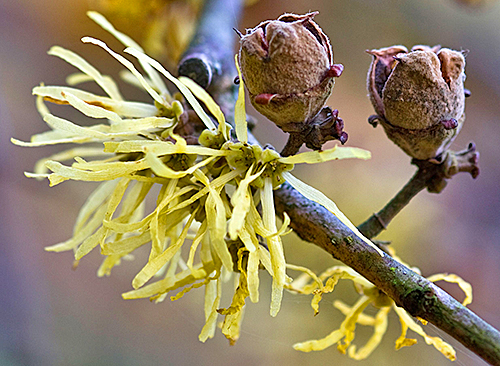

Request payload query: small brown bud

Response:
[239,12,343,132]
[367,45,467,160]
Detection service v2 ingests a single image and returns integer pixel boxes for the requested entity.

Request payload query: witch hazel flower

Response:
[12,11,380,344]
[288,248,472,361]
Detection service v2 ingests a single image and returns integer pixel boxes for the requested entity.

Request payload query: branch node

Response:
[373,212,388,229]
[178,54,213,89]
[413,142,480,193]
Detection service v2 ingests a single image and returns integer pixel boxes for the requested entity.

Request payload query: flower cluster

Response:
[13,12,376,343]
[288,249,472,361]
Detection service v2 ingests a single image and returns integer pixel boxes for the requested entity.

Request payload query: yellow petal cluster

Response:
[289,250,472,361]
[13,12,375,344]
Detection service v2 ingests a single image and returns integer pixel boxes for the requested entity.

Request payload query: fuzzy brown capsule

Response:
[238,12,343,132]
[367,45,467,161]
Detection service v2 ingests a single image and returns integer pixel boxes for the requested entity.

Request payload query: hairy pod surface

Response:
[239,12,343,131]
[367,45,467,160]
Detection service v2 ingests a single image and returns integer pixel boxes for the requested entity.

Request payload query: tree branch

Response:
[179,1,500,364]
[274,183,500,365]
[178,0,242,114]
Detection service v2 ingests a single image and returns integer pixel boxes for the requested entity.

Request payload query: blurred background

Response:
[1,0,499,365]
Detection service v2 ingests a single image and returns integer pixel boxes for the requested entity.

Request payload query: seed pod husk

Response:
[239,12,343,132]
[367,45,467,160]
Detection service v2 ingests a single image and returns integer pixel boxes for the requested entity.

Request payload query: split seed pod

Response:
[367,45,467,161]
[238,12,343,132]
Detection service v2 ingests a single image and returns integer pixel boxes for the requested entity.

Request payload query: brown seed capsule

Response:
[367,45,467,160]
[238,12,343,132]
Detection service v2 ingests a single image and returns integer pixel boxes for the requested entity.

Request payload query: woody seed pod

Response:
[238,12,343,132]
[367,45,467,161]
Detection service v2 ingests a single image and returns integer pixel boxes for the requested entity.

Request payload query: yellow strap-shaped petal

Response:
[247,250,260,303]
[199,278,222,342]
[427,273,473,306]
[125,47,217,131]
[179,76,228,139]
[279,146,371,165]
[234,54,248,143]
[48,45,123,101]
[123,261,215,299]
[132,208,198,289]
[81,37,165,106]
[61,90,123,123]
[262,177,286,317]
[347,306,391,360]
[393,306,456,361]
[33,85,158,117]
[228,165,264,240]
[74,179,120,233]
[87,11,169,97]
[146,153,217,179]
[104,140,230,157]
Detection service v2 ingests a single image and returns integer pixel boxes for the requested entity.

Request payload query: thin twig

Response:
[180,2,499,364]
[358,143,480,238]
[280,132,304,157]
